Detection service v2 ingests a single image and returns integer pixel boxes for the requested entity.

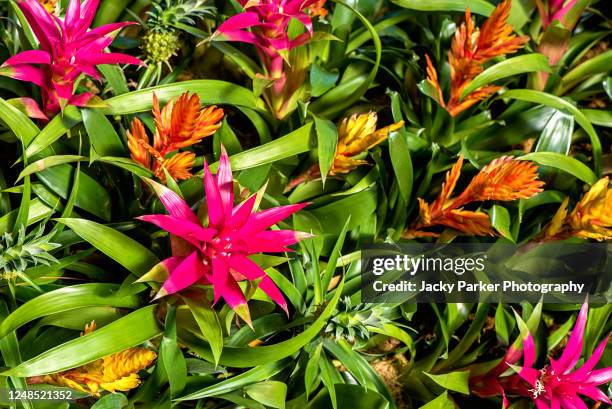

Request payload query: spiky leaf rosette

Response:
[325,297,398,346]
[0,225,60,280]
[147,0,215,29]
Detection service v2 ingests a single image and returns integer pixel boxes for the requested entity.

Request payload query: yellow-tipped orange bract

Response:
[127,92,224,183]
[425,0,529,116]
[333,112,404,174]
[32,322,157,396]
[405,155,543,238]
[542,177,612,241]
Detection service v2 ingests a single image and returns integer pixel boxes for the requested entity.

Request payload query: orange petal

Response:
[156,152,196,182]
[457,156,544,204]
[127,118,151,169]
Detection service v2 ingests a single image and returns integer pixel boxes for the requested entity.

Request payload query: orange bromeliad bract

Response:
[286,112,404,190]
[405,155,544,238]
[425,0,529,116]
[28,322,157,396]
[128,92,224,183]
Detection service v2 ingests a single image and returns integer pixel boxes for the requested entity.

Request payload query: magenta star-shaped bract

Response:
[1,0,142,117]
[139,147,310,324]
[512,302,612,409]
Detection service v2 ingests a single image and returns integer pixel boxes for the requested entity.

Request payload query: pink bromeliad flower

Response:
[536,0,578,28]
[0,0,142,117]
[510,302,612,409]
[139,147,310,324]
[213,0,318,118]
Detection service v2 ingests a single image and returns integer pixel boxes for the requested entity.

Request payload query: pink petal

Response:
[534,400,550,409]
[18,0,61,47]
[246,230,308,253]
[137,215,215,247]
[0,64,46,87]
[145,178,200,224]
[514,366,540,386]
[64,0,81,32]
[229,194,257,230]
[523,331,536,369]
[217,146,234,220]
[216,12,262,32]
[577,385,611,404]
[159,251,207,297]
[568,335,610,382]
[78,52,144,67]
[68,92,96,107]
[551,397,561,409]
[556,302,588,374]
[3,50,51,66]
[211,256,230,305]
[86,21,135,38]
[586,367,612,384]
[204,161,224,228]
[10,97,47,120]
[241,203,309,235]
[258,275,288,314]
[78,0,101,33]
[228,254,287,314]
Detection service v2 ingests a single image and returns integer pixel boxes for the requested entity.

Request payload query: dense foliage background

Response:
[0,0,610,408]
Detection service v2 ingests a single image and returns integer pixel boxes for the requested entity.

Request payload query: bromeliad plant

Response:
[138,147,310,323]
[0,0,142,117]
[0,0,609,408]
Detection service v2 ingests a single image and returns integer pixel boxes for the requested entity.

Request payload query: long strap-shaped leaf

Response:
[180,277,345,368]
[2,305,161,377]
[0,283,141,338]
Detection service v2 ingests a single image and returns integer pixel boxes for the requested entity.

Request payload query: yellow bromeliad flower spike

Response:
[286,112,404,190]
[29,322,157,396]
[542,177,612,241]
[332,112,404,174]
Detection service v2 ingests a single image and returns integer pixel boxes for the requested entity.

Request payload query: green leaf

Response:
[90,393,128,409]
[0,199,52,235]
[310,188,377,234]
[494,303,515,346]
[183,297,224,366]
[98,64,129,96]
[305,344,322,398]
[0,284,140,338]
[461,54,551,99]
[82,108,125,157]
[535,111,574,155]
[3,305,161,377]
[101,80,265,115]
[582,109,612,128]
[318,355,340,409]
[37,165,112,221]
[25,106,82,158]
[161,305,187,396]
[389,130,413,202]
[55,218,159,276]
[310,0,381,117]
[489,205,513,242]
[176,360,290,400]
[311,63,339,97]
[562,50,612,90]
[245,381,287,409]
[0,97,39,145]
[210,123,313,172]
[391,0,493,16]
[314,117,338,185]
[180,278,345,368]
[501,89,602,176]
[520,152,597,185]
[418,392,455,409]
[309,384,391,409]
[18,155,87,181]
[423,371,470,394]
[93,156,153,177]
